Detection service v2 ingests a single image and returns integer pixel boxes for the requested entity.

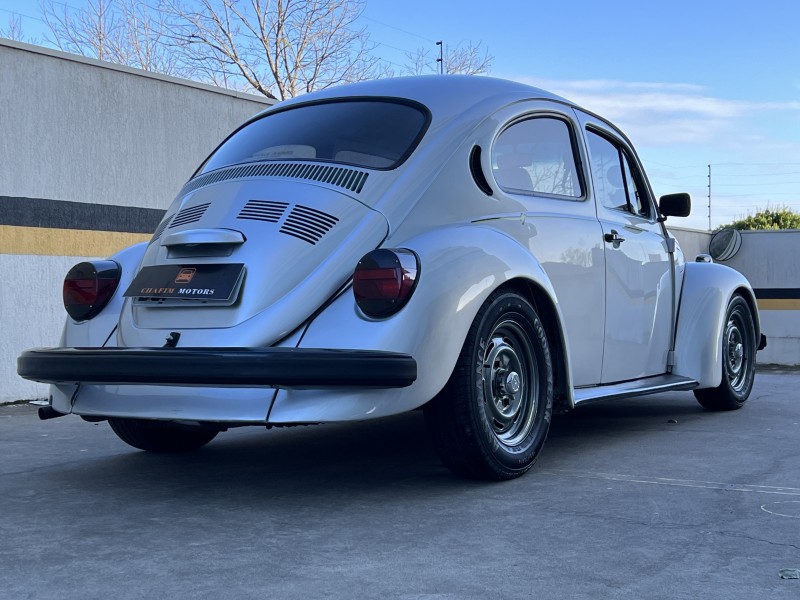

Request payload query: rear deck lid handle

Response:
[161,228,246,247]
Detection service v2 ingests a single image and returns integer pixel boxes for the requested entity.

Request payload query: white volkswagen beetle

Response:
[18,76,765,480]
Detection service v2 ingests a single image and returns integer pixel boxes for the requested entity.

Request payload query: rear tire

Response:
[424,288,553,480]
[693,294,756,411]
[109,418,218,453]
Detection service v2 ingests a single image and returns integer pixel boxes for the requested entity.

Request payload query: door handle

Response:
[604,230,626,245]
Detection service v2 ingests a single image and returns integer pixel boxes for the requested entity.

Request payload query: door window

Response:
[586,130,651,218]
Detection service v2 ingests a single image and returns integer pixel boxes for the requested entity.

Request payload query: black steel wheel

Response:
[694,294,756,411]
[424,288,553,480]
[109,418,218,453]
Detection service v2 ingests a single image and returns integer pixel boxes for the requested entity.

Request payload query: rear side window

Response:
[200,99,429,173]
[492,117,582,198]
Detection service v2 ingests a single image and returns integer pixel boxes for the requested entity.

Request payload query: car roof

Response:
[253,75,576,123]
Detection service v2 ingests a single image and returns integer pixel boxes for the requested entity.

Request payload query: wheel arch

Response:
[673,262,760,388]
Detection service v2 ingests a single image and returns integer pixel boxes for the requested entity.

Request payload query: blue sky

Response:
[3,0,800,230]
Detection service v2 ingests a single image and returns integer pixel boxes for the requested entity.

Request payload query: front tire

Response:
[109,418,218,453]
[694,294,756,411]
[424,288,554,480]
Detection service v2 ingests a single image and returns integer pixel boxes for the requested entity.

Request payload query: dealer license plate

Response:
[124,263,245,304]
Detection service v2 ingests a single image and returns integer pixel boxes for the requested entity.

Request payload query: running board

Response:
[573,374,698,406]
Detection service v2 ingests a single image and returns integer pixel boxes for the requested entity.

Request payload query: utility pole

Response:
[707,164,712,231]
[436,41,443,74]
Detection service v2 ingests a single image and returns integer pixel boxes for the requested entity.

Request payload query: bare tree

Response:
[39,0,190,77]
[116,0,190,75]
[404,41,492,76]
[163,0,384,100]
[40,0,121,62]
[31,0,493,96]
[0,14,26,41]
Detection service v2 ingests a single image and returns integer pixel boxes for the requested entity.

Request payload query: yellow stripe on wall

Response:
[757,299,800,311]
[0,225,151,257]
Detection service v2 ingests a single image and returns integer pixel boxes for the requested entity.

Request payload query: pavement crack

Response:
[710,529,800,551]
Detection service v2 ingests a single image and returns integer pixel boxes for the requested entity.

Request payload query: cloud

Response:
[511,77,800,146]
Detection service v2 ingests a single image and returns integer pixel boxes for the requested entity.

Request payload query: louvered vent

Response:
[169,202,210,228]
[279,205,339,245]
[149,217,171,243]
[237,200,289,223]
[178,162,369,196]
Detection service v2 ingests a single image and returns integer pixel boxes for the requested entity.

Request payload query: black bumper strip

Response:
[17,347,417,388]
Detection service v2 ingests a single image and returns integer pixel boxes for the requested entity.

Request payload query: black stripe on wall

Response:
[1,196,166,234]
[754,288,800,300]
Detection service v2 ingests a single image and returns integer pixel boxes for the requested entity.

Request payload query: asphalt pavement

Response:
[2,371,799,599]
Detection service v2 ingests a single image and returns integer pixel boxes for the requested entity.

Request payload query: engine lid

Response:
[117,178,388,347]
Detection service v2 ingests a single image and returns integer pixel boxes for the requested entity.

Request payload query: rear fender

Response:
[61,242,148,348]
[269,224,571,423]
[52,241,147,413]
[672,261,760,387]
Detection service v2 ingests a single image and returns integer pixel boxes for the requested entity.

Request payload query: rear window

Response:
[200,99,429,173]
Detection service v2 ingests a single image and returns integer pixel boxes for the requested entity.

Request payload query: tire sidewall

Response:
[721,295,756,404]
[468,292,553,472]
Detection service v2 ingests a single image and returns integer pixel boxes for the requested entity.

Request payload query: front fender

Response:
[672,261,760,387]
[268,224,568,423]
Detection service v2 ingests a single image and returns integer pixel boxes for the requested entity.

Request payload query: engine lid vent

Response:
[279,205,339,245]
[149,217,171,243]
[169,202,210,229]
[237,200,290,223]
[178,162,370,197]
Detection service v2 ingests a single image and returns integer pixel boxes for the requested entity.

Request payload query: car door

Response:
[578,114,673,383]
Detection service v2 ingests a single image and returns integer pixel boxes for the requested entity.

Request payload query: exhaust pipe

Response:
[38,405,67,420]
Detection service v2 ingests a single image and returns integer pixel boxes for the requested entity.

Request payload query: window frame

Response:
[194,96,433,177]
[491,113,587,202]
[585,126,656,221]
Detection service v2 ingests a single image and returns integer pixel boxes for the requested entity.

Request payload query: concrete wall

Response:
[669,226,712,262]
[1,39,271,402]
[670,226,800,367]
[718,230,800,366]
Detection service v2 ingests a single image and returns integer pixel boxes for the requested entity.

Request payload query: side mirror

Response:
[659,193,691,219]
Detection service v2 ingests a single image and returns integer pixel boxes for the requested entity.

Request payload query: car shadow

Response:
[36,391,722,506]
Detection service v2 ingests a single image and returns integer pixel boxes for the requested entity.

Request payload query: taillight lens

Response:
[63,260,121,322]
[353,249,419,318]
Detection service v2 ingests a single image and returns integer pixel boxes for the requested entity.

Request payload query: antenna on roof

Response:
[436,41,443,75]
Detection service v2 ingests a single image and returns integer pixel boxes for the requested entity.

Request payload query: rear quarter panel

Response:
[268,224,568,423]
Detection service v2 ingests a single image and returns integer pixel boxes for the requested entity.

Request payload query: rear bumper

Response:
[17,347,417,388]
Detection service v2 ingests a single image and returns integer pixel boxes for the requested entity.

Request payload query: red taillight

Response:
[63,261,121,322]
[353,249,419,318]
